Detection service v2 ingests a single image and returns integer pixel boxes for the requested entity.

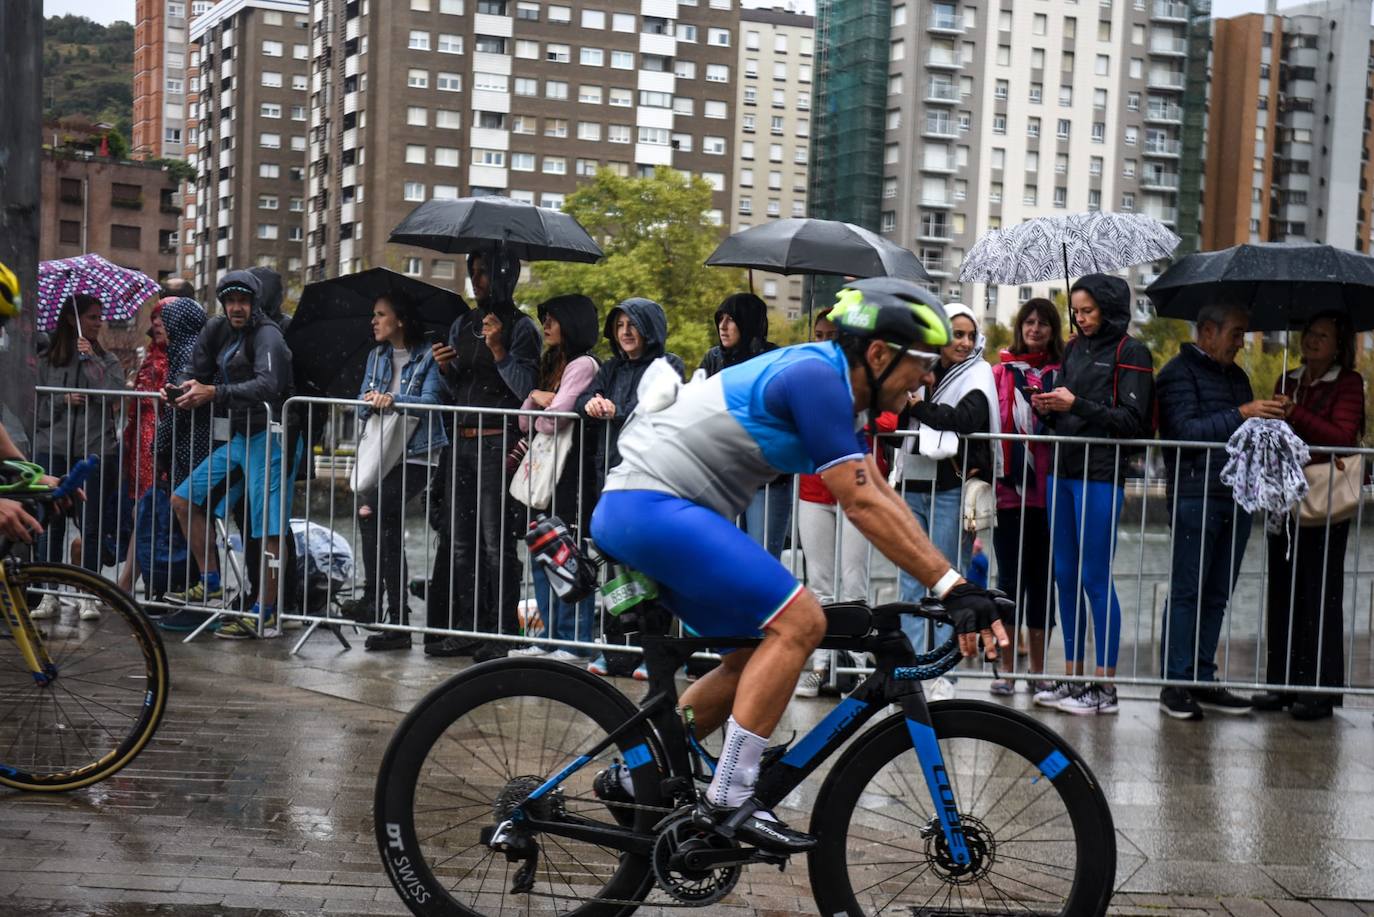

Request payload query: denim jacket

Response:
[357,344,449,458]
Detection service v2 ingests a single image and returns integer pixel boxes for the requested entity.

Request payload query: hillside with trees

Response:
[43,15,135,142]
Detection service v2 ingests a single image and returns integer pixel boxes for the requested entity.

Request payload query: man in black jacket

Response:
[425,249,542,661]
[1156,304,1285,719]
[167,270,295,638]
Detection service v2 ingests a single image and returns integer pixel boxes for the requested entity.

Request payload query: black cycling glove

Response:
[941,583,1000,635]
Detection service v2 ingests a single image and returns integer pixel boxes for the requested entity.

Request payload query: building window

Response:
[407,69,429,89]
[607,124,630,143]
[437,72,462,91]
[546,80,569,100]
[475,35,507,53]
[1089,156,1102,176]
[543,156,567,174]
[1056,119,1070,140]
[260,132,281,149]
[540,192,565,209]
[407,106,428,126]
[436,109,461,129]
[511,153,535,171]
[408,31,430,51]
[58,219,81,245]
[610,50,633,69]
[608,88,632,107]
[706,64,729,82]
[403,257,423,276]
[406,145,426,164]
[675,60,696,79]
[433,185,460,199]
[704,136,726,155]
[257,224,279,240]
[576,158,598,175]
[432,260,457,280]
[473,71,507,91]
[438,34,463,54]
[580,47,604,66]
[992,115,1006,134]
[474,149,506,166]
[261,103,282,119]
[262,71,283,88]
[1091,122,1105,143]
[708,27,730,46]
[638,126,670,145]
[404,182,426,201]
[546,43,570,62]
[544,118,568,137]
[262,40,284,57]
[1121,192,1135,211]
[581,8,605,28]
[259,163,280,178]
[291,105,306,120]
[514,78,538,96]
[516,1,539,19]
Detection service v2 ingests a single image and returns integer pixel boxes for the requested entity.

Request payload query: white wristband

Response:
[932,568,962,600]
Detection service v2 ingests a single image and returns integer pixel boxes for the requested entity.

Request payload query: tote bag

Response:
[509,429,575,510]
[1298,453,1365,527]
[349,411,418,493]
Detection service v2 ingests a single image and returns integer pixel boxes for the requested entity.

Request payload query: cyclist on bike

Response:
[590,277,1009,853]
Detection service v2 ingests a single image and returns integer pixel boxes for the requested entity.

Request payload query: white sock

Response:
[615,763,634,794]
[706,716,768,810]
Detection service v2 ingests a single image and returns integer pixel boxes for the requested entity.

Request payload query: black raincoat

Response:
[698,292,777,377]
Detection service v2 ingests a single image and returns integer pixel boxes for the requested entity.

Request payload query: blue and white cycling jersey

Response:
[603,341,869,519]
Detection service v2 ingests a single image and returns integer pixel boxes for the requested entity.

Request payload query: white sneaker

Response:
[77,599,102,621]
[31,594,62,619]
[544,649,583,664]
[1034,681,1076,709]
[1057,684,1118,716]
[794,671,823,698]
[507,644,547,658]
[926,676,957,702]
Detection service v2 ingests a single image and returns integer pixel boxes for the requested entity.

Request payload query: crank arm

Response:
[679,846,788,871]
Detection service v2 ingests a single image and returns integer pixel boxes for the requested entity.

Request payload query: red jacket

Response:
[799,412,899,505]
[1274,365,1365,460]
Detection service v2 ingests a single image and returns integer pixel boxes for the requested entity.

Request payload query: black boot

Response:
[365,631,413,651]
[1250,691,1295,712]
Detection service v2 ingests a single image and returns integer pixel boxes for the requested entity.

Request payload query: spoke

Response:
[875,861,934,916]
[853,861,921,897]
[985,865,1064,902]
[417,807,494,844]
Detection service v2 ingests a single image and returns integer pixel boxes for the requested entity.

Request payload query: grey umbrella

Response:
[705,218,931,281]
[388,196,603,263]
[960,212,1180,288]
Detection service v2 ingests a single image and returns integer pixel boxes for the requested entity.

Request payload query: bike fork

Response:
[899,692,971,867]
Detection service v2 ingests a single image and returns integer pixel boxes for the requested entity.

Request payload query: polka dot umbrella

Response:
[36,254,161,332]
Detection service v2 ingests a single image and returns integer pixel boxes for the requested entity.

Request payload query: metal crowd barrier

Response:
[26,387,1374,699]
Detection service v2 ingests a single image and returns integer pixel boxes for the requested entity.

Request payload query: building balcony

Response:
[1137,271,1162,288]
[920,195,954,208]
[922,120,959,139]
[1150,1,1190,22]
[926,51,962,69]
[1145,103,1183,123]
[1148,37,1188,56]
[1143,138,1183,157]
[920,160,957,174]
[1146,206,1179,224]
[927,14,963,34]
[921,259,951,277]
[1147,71,1186,91]
[924,83,960,104]
[916,227,954,242]
[1141,171,1180,190]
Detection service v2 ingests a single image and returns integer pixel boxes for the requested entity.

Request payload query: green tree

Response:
[522,167,746,370]
[982,319,1011,363]
[1135,315,1194,369]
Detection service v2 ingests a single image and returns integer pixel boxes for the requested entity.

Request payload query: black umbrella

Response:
[1146,242,1374,331]
[705,218,931,282]
[286,268,468,399]
[388,196,603,263]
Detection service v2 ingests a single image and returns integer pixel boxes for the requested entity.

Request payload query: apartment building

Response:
[728,5,814,318]
[304,0,739,285]
[1204,0,1374,254]
[134,0,220,159]
[187,0,312,296]
[815,0,1207,326]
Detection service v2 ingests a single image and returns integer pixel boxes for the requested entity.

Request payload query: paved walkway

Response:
[2,628,1372,916]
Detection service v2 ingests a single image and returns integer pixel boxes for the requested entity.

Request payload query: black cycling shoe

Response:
[692,797,817,854]
[592,763,636,828]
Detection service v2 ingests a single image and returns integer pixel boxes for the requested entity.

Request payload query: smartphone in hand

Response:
[163,383,185,402]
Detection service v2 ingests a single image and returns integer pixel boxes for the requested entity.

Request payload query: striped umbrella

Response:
[960,212,1180,287]
[36,254,161,331]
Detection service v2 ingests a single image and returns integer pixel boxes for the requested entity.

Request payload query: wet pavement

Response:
[2,627,1373,916]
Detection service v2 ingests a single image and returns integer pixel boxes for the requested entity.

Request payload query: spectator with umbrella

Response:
[31,293,128,620]
[349,288,450,652]
[1032,274,1154,716]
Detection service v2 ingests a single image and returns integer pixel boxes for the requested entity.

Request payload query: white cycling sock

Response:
[706,716,769,812]
[615,763,635,795]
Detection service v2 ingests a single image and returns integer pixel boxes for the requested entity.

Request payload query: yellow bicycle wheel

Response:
[0,562,169,791]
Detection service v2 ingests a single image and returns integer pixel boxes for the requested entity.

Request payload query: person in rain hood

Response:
[426,247,543,661]
[508,294,602,662]
[895,301,999,699]
[165,270,297,640]
[577,297,686,484]
[1031,272,1154,716]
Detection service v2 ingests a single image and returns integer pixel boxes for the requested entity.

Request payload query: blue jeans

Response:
[1046,476,1123,670]
[1161,496,1251,682]
[744,477,793,559]
[898,484,968,652]
[531,563,595,657]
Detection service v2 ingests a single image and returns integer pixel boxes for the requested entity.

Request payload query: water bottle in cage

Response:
[525,514,599,603]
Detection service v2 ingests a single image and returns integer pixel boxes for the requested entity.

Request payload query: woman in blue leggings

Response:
[1031,275,1154,716]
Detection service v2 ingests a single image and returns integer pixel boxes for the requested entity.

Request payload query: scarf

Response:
[124,307,170,497]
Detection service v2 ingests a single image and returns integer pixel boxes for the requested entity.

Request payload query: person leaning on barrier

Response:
[1155,303,1286,721]
[32,294,127,621]
[164,270,296,640]
[425,249,541,661]
[1254,310,1366,722]
[989,297,1063,696]
[343,290,449,652]
[1031,273,1155,717]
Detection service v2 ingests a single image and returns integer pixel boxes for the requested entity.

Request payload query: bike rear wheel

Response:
[808,700,1115,916]
[0,562,170,792]
[374,658,668,917]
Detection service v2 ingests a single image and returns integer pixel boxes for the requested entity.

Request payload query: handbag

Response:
[961,477,996,534]
[349,410,419,493]
[508,428,575,510]
[1298,453,1365,526]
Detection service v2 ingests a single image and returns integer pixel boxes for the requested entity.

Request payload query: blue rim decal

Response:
[1035,749,1070,783]
[623,743,652,769]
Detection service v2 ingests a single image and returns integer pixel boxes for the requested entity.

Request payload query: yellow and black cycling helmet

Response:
[829,276,951,355]
[0,260,20,323]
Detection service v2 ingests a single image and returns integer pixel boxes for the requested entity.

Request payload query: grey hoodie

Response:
[178,269,294,436]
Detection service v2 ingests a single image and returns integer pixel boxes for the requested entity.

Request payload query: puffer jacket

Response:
[573,297,686,477]
[34,346,126,466]
[1157,343,1253,499]
[1042,273,1155,482]
[358,344,449,458]
[699,292,777,377]
[178,269,294,437]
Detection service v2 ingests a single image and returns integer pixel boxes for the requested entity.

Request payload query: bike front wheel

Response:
[808,700,1116,917]
[0,561,170,792]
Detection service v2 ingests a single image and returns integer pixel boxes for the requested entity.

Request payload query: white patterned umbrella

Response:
[959,212,1180,287]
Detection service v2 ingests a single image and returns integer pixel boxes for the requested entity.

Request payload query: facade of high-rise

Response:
[729,5,814,318]
[133,0,219,159]
[1204,0,1374,254]
[304,0,742,285]
[817,0,1209,326]
[186,0,312,296]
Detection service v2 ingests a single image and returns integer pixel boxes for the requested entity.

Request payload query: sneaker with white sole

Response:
[1034,681,1076,708]
[632,663,648,681]
[544,649,584,664]
[794,671,823,698]
[926,676,957,702]
[586,654,610,676]
[30,594,63,619]
[77,598,102,621]
[164,579,225,607]
[507,644,548,658]
[1057,683,1118,716]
